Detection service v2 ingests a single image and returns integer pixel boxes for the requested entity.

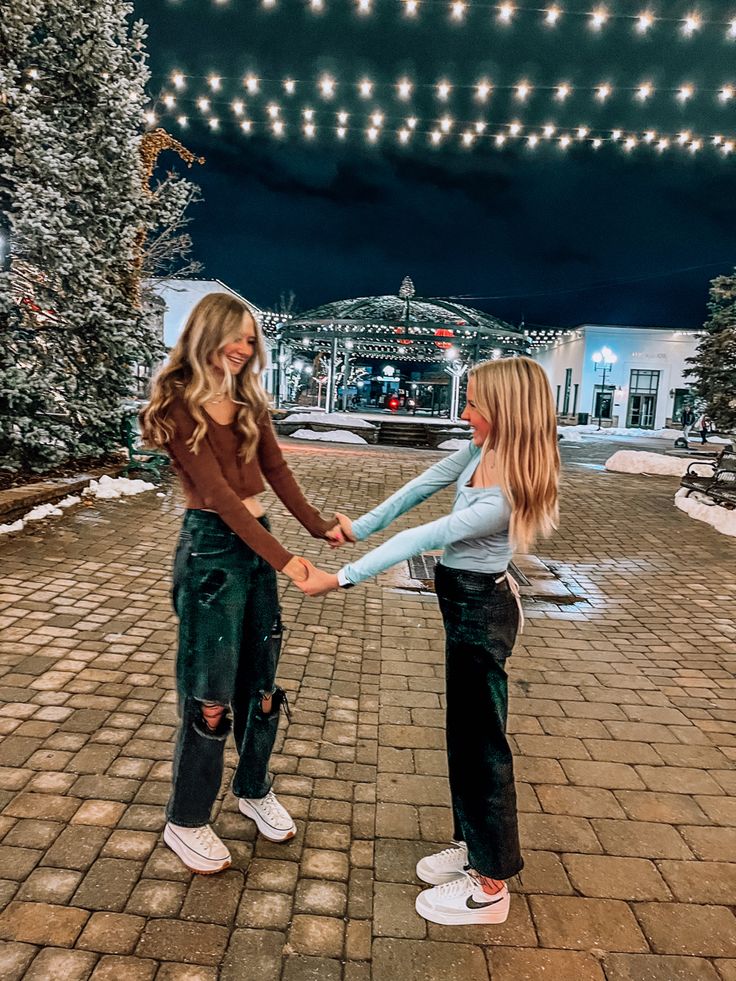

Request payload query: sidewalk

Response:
[0,441,734,980]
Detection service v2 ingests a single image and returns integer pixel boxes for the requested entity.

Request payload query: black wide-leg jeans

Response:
[435,562,524,880]
[166,510,286,828]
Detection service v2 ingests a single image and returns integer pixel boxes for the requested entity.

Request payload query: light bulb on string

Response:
[636,82,653,101]
[543,123,556,138]
[407,116,418,129]
[515,81,531,101]
[545,5,561,26]
[555,83,571,101]
[462,130,474,146]
[723,141,734,155]
[177,115,188,127]
[590,7,608,31]
[559,134,571,148]
[309,0,324,11]
[729,18,736,39]
[284,79,296,95]
[689,139,702,153]
[357,0,371,12]
[677,84,694,103]
[337,110,349,124]
[403,0,419,16]
[495,132,507,146]
[304,122,316,138]
[644,129,656,143]
[208,118,219,130]
[262,0,277,8]
[681,13,701,36]
[611,128,622,140]
[163,94,176,109]
[367,126,379,142]
[144,110,157,126]
[440,114,453,132]
[336,126,347,139]
[719,85,734,102]
[474,119,487,133]
[624,136,637,151]
[497,3,514,24]
[437,80,452,100]
[359,79,373,98]
[636,11,654,33]
[677,130,691,145]
[272,119,284,136]
[576,125,589,139]
[303,107,315,121]
[172,72,185,90]
[475,79,492,102]
[244,74,259,94]
[397,79,413,100]
[399,127,411,143]
[509,120,522,136]
[232,99,245,116]
[319,75,336,98]
[370,110,384,126]
[208,75,221,91]
[713,134,723,145]
[527,133,539,147]
[592,137,602,148]
[657,137,669,151]
[450,0,466,20]
[196,97,210,112]
[430,129,442,144]
[266,102,279,118]
[596,83,611,102]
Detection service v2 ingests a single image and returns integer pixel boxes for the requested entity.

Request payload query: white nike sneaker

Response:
[163,822,231,875]
[416,841,468,885]
[415,870,510,925]
[239,790,296,842]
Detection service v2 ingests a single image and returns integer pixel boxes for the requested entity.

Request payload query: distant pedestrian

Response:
[298,357,560,927]
[140,292,343,874]
[681,406,695,442]
[695,412,713,445]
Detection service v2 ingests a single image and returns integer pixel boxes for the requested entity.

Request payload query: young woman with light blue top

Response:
[300,357,560,927]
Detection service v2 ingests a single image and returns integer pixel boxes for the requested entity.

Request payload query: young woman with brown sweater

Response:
[141,292,341,874]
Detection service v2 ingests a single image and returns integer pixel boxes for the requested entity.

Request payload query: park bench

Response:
[680,446,736,507]
[120,414,169,480]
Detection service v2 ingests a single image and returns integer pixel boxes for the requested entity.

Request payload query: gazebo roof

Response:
[280,277,528,362]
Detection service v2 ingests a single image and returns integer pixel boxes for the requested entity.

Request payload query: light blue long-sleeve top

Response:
[337,441,513,586]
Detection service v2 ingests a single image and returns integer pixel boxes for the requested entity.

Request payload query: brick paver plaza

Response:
[0,440,734,981]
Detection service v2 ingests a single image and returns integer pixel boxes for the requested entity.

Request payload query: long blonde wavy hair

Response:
[140,292,269,462]
[470,356,560,552]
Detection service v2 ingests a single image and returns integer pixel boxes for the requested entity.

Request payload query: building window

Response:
[562,368,572,415]
[572,383,579,416]
[626,369,660,429]
[592,385,615,421]
[672,388,693,422]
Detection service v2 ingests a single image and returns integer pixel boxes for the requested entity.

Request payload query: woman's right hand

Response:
[326,512,356,548]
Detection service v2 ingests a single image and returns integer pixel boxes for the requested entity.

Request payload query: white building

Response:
[533,324,701,429]
[147,277,286,398]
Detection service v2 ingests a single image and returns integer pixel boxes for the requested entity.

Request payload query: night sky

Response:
[136,0,736,328]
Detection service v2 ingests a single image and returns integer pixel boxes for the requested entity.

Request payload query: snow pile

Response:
[557,427,584,442]
[1,478,155,539]
[675,488,736,537]
[284,412,376,430]
[563,425,683,440]
[605,451,713,477]
[439,438,472,451]
[290,428,368,445]
[83,475,155,499]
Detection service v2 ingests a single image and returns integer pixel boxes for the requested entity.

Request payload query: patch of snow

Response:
[284,412,376,429]
[557,427,584,442]
[58,495,81,508]
[565,425,684,440]
[83,475,156,499]
[605,451,713,477]
[675,488,736,537]
[24,503,64,521]
[290,428,368,445]
[439,438,472,451]
[0,519,25,536]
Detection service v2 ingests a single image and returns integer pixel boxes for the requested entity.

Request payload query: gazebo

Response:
[273,277,528,414]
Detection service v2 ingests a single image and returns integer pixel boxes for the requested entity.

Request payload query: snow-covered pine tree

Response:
[685,269,736,431]
[0,0,166,473]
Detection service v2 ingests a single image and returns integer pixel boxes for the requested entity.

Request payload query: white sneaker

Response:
[163,822,231,875]
[415,870,510,926]
[239,790,296,842]
[416,841,468,885]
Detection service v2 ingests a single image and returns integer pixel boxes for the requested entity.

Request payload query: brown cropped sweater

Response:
[165,397,334,570]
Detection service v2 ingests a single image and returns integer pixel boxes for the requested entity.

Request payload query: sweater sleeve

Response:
[352,442,479,541]
[257,413,335,539]
[164,399,294,571]
[339,494,510,585]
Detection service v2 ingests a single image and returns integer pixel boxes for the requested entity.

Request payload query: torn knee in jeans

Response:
[255,687,291,722]
[193,700,231,739]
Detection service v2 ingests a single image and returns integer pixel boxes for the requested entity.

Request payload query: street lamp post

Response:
[591,346,618,431]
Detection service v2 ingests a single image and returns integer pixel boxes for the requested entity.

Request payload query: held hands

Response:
[294,558,340,597]
[325,512,356,549]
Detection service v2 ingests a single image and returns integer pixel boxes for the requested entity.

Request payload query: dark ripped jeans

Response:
[166,510,287,828]
[435,562,523,881]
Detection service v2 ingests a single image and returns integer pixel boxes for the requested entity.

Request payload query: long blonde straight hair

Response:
[140,292,269,462]
[470,356,560,552]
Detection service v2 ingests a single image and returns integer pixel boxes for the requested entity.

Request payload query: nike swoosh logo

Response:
[466,894,506,909]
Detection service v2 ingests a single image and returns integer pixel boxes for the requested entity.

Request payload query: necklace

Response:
[206,394,228,405]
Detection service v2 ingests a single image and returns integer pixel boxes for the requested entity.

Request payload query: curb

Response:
[0,465,125,525]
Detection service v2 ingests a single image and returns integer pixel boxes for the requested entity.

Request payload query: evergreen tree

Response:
[0,0,170,473]
[685,269,736,430]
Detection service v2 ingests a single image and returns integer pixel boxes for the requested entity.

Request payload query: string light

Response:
[474,119,487,133]
[509,120,522,136]
[196,97,210,112]
[208,117,219,130]
[636,82,653,101]
[397,79,413,100]
[462,130,474,145]
[232,99,245,115]
[636,11,654,34]
[319,75,336,98]
[177,115,188,127]
[543,123,556,138]
[576,125,589,139]
[430,129,442,144]
[545,5,561,26]
[262,0,277,8]
[172,72,186,90]
[657,137,669,151]
[336,125,347,138]
[359,79,373,98]
[689,139,702,153]
[515,81,531,101]
[399,127,411,142]
[475,80,493,102]
[559,134,571,148]
[404,0,419,15]
[681,13,701,36]
[244,74,259,94]
[337,110,349,124]
[730,18,736,39]
[624,135,637,151]
[450,0,466,20]
[527,133,539,147]
[370,110,384,126]
[592,137,602,148]
[677,130,691,145]
[724,141,735,155]
[208,75,221,91]
[644,129,656,143]
[284,79,296,95]
[590,7,608,31]
[437,80,452,100]
[163,94,176,109]
[144,110,157,126]
[611,128,622,141]
[497,3,514,24]
[555,83,571,101]
[357,0,371,12]
[407,116,418,129]
[677,84,694,103]
[303,107,315,121]
[495,132,507,145]
[304,122,316,137]
[272,119,283,135]
[596,83,611,102]
[310,0,324,11]
[719,85,734,103]
[241,119,253,133]
[440,114,453,132]
[266,102,279,118]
